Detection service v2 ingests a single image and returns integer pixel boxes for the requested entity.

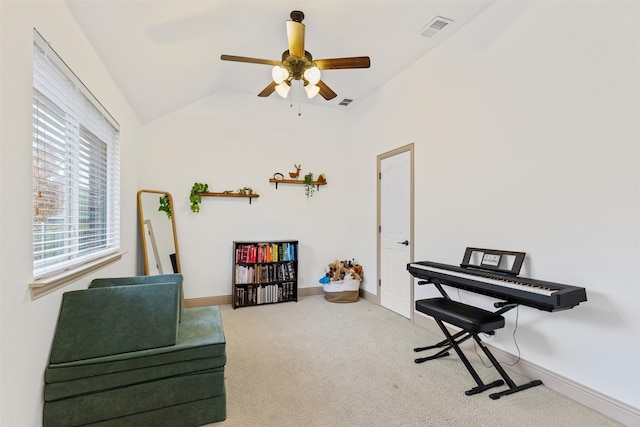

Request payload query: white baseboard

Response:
[413,312,639,426]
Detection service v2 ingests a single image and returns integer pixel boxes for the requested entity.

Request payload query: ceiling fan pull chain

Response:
[298,80,302,116]
[290,82,294,109]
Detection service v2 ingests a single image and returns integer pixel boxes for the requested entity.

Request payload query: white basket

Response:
[322,275,361,293]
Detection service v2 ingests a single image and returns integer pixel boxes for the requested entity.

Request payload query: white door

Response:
[379,147,413,318]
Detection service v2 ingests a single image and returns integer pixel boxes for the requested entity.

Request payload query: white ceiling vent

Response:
[420,16,454,38]
[339,99,353,107]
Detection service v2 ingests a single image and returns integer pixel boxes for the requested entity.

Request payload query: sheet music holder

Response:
[460,247,525,276]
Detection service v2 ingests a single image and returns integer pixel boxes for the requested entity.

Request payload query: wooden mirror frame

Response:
[137,189,181,275]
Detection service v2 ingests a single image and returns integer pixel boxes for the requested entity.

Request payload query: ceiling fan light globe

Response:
[305,83,320,99]
[272,66,290,84]
[304,66,321,85]
[275,81,291,98]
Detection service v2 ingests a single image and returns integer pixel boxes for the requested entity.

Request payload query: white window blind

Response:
[32,29,120,279]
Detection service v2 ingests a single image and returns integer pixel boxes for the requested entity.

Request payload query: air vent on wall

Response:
[420,16,453,38]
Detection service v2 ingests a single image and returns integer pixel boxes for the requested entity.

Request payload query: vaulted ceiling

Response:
[66,1,495,123]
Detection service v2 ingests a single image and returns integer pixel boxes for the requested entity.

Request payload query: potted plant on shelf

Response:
[304,173,315,198]
[189,182,208,213]
[237,187,253,195]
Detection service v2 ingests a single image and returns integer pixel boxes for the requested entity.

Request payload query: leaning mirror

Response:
[137,190,181,275]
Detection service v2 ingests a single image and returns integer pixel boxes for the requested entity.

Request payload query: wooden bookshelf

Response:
[199,192,259,204]
[232,240,298,309]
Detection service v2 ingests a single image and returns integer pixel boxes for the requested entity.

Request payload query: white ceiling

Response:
[65,1,496,123]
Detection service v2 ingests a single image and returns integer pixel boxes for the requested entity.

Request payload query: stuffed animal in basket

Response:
[327,260,345,281]
[325,260,362,282]
[350,264,363,281]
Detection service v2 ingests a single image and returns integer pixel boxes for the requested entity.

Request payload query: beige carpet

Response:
[210,295,620,427]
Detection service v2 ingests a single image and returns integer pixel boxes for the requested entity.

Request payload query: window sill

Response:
[29,250,127,300]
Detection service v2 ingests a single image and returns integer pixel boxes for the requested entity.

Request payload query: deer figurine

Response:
[289,164,301,179]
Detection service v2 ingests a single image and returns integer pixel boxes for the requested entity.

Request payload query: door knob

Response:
[397,240,409,246]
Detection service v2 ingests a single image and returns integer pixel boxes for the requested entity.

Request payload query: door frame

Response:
[376,143,415,320]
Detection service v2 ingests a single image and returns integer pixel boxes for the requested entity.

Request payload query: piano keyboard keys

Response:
[410,263,557,296]
[408,258,587,312]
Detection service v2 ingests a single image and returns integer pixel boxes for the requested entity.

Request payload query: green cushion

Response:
[75,394,226,427]
[43,368,225,426]
[46,306,225,383]
[50,283,179,364]
[44,355,225,402]
[89,273,183,288]
[90,273,184,320]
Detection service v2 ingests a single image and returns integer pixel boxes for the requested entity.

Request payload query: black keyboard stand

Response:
[414,282,543,399]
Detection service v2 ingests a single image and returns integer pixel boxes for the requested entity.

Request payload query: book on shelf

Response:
[233,282,297,307]
[235,242,297,264]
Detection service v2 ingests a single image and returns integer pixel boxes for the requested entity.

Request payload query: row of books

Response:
[235,242,297,264]
[235,261,296,284]
[234,282,296,306]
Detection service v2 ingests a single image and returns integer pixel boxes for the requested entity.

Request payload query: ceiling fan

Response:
[220,10,371,101]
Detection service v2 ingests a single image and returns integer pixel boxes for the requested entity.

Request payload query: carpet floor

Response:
[210,294,621,427]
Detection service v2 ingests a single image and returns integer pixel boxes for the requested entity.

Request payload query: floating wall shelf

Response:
[199,192,259,205]
[269,178,327,190]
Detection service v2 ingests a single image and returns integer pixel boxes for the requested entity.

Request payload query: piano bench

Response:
[415,298,505,333]
[414,296,544,399]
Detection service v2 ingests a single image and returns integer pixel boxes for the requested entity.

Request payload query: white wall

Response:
[140,91,358,299]
[0,2,142,425]
[348,0,639,412]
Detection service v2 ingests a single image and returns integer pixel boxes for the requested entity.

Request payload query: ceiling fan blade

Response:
[317,80,337,100]
[286,21,305,58]
[315,57,371,70]
[221,55,280,66]
[257,81,278,97]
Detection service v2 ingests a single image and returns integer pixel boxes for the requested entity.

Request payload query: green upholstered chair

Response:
[44,275,226,426]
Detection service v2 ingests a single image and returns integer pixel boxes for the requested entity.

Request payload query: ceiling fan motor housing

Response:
[282,50,314,80]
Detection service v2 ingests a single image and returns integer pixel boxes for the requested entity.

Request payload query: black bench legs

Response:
[414,298,543,399]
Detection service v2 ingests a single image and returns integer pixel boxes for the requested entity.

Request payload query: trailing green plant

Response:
[158,194,172,219]
[304,173,315,198]
[190,182,209,213]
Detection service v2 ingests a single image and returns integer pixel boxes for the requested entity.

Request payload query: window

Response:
[31,29,121,297]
